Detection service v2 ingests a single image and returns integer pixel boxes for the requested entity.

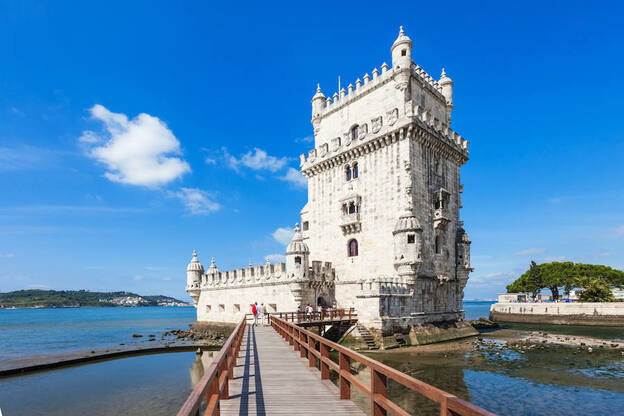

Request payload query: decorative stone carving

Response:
[387,108,398,126]
[357,123,368,140]
[371,116,383,133]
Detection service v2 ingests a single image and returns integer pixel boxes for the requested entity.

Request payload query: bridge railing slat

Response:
[270,315,496,416]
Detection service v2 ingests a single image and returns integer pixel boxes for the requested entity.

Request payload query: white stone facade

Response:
[187,27,473,335]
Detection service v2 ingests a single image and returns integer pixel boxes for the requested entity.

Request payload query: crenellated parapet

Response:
[201,259,288,289]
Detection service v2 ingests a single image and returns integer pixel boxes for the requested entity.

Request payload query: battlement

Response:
[300,109,469,170]
[200,261,287,288]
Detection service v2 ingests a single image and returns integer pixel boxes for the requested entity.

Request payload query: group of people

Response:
[250,302,268,326]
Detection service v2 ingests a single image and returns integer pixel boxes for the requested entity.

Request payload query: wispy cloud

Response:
[514,247,547,256]
[0,145,56,171]
[171,187,220,215]
[80,104,190,187]
[544,256,566,262]
[279,167,307,189]
[0,253,15,258]
[225,147,290,172]
[272,226,295,245]
[265,253,286,263]
[133,275,144,281]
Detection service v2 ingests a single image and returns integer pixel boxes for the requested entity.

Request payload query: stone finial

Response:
[193,250,197,258]
[340,87,346,99]
[399,25,404,36]
[333,92,339,102]
[355,78,362,89]
[363,73,370,84]
[348,83,354,94]
[381,62,388,73]
[294,222,300,232]
[249,260,253,267]
[372,68,379,79]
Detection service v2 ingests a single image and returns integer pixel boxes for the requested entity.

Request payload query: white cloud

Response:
[0,253,15,258]
[265,254,286,263]
[204,157,217,165]
[27,284,50,289]
[544,256,566,262]
[514,247,547,256]
[172,188,220,215]
[272,227,295,245]
[596,252,612,258]
[81,104,190,187]
[279,167,307,189]
[226,147,289,172]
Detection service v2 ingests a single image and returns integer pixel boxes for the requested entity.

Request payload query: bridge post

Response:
[371,369,388,416]
[300,331,306,358]
[221,357,229,400]
[339,352,351,400]
[308,334,315,367]
[293,327,299,351]
[320,343,330,379]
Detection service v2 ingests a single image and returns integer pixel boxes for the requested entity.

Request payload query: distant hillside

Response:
[0,289,187,308]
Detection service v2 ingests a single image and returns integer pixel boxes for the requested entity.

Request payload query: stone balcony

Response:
[433,207,451,229]
[340,213,361,235]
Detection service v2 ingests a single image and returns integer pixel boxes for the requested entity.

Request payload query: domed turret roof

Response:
[391,26,412,51]
[439,68,453,85]
[186,250,205,273]
[312,84,325,101]
[286,223,309,255]
[393,209,422,234]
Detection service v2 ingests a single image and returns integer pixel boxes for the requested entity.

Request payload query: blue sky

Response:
[1,1,623,301]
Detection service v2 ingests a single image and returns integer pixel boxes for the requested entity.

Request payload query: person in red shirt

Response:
[251,302,258,326]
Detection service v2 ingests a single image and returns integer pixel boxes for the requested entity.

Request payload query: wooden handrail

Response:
[273,308,357,323]
[177,316,247,416]
[270,316,496,416]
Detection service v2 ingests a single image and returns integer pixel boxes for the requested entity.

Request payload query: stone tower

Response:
[186,250,203,305]
[298,27,474,342]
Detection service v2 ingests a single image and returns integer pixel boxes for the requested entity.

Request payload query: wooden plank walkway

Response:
[220,325,365,415]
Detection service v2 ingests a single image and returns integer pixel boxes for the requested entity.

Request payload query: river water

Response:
[1,302,623,415]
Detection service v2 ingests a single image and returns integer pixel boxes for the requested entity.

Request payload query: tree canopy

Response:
[506,262,624,302]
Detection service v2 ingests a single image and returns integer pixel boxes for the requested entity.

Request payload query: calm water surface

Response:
[0,306,196,364]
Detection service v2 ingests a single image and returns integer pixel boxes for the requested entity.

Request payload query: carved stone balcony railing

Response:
[433,207,451,229]
[340,213,361,235]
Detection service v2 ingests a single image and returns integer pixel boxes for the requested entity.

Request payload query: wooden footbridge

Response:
[177,312,495,416]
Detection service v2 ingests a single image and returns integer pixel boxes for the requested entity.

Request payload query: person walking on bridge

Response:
[251,302,258,326]
[258,302,266,326]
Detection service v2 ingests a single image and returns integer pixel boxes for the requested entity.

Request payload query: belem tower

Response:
[186,27,475,344]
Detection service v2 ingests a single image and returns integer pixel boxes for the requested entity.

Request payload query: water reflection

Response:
[189,349,216,388]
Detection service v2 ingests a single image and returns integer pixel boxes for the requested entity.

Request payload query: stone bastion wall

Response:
[490,302,624,326]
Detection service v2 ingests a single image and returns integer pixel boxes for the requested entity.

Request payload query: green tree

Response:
[577,278,615,302]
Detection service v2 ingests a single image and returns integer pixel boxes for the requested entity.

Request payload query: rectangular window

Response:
[206,305,211,313]
[303,221,309,231]
[234,304,240,312]
[407,234,415,244]
[219,304,225,312]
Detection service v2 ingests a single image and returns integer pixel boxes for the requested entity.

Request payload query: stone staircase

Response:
[356,324,378,349]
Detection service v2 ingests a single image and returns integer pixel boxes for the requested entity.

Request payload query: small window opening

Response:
[401,49,406,56]
[219,304,225,312]
[234,304,240,312]
[295,256,302,265]
[435,236,441,254]
[348,239,359,257]
[353,163,358,178]
[342,203,348,214]
[302,221,309,231]
[351,125,359,140]
[407,234,415,244]
[348,202,356,214]
[345,165,352,181]
[206,305,211,313]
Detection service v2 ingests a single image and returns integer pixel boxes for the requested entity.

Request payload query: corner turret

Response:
[393,209,423,278]
[439,68,454,121]
[391,26,412,71]
[286,223,309,279]
[186,250,204,305]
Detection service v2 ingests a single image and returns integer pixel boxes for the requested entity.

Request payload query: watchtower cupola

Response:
[286,223,310,279]
[390,26,413,71]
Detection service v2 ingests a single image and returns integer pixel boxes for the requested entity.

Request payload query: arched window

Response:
[352,162,358,179]
[348,202,356,214]
[351,125,359,141]
[435,235,441,254]
[295,256,302,265]
[348,239,358,257]
[345,165,352,181]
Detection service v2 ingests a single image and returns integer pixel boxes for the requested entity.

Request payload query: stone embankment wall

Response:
[490,302,624,326]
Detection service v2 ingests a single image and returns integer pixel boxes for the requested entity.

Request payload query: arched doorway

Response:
[317,296,328,308]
